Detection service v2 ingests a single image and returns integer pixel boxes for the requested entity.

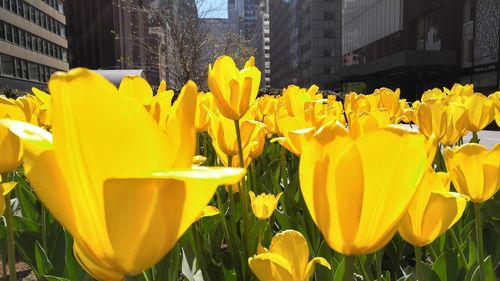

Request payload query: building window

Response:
[323,11,335,21]
[28,62,39,81]
[1,55,14,76]
[0,23,4,40]
[21,60,28,79]
[12,26,19,44]
[323,66,331,75]
[14,58,21,77]
[324,29,335,39]
[323,49,331,57]
[19,29,25,47]
[5,23,12,42]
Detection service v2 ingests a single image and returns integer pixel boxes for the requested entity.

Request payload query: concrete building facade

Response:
[268,0,342,90]
[0,0,69,91]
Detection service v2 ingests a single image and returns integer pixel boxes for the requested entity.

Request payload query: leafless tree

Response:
[116,0,254,90]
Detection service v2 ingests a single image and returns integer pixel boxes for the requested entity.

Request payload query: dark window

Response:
[28,62,39,81]
[22,2,28,18]
[324,29,335,39]
[0,22,4,40]
[29,6,35,22]
[10,0,16,12]
[12,26,19,44]
[323,11,335,21]
[26,32,31,48]
[35,9,40,25]
[1,55,14,76]
[37,37,41,51]
[323,66,331,75]
[21,60,28,79]
[19,29,25,47]
[14,58,21,77]
[323,49,331,57]
[5,23,12,42]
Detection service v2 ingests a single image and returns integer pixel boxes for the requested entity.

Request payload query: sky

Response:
[197,0,228,18]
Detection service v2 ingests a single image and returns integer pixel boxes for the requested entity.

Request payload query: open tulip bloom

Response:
[299,122,436,256]
[0,68,245,280]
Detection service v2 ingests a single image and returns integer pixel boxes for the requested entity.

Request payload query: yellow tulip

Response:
[283,85,319,117]
[0,177,16,214]
[463,93,495,132]
[416,99,467,146]
[0,97,24,173]
[490,91,500,126]
[248,230,331,281]
[444,83,474,97]
[249,130,266,159]
[208,110,265,157]
[148,89,174,129]
[300,122,435,256]
[118,75,153,105]
[249,191,282,220]
[0,68,245,280]
[444,143,500,203]
[398,169,468,247]
[257,95,278,121]
[195,92,215,132]
[208,56,261,120]
[421,88,447,101]
[32,88,52,128]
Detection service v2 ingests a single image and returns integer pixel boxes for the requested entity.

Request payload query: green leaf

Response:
[13,215,41,232]
[44,275,70,281]
[333,258,345,281]
[432,249,464,281]
[34,240,54,276]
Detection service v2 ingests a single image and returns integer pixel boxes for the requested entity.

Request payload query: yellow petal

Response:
[249,253,293,281]
[118,75,153,105]
[268,230,310,279]
[102,167,245,274]
[304,257,331,280]
[73,242,124,281]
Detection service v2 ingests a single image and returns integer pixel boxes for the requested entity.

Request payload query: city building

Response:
[340,0,499,100]
[268,0,290,89]
[252,0,270,87]
[269,0,342,90]
[0,0,69,91]
[459,0,499,93]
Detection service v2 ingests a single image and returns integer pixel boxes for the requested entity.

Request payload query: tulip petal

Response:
[248,253,293,281]
[268,230,310,278]
[73,242,124,281]
[0,120,78,235]
[304,257,331,280]
[353,126,430,253]
[118,75,153,105]
[103,167,245,274]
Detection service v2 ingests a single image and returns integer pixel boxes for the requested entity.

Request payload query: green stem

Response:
[474,203,486,281]
[344,256,355,281]
[216,191,243,281]
[376,249,383,280]
[415,246,422,281]
[234,120,250,256]
[449,228,469,270]
[41,206,48,251]
[4,193,16,281]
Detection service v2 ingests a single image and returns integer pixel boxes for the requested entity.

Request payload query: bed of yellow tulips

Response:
[0,55,499,281]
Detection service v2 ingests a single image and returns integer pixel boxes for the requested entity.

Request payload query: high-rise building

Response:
[0,0,69,91]
[459,0,499,93]
[65,0,172,86]
[252,0,270,87]
[269,0,290,88]
[269,0,342,89]
[227,0,238,31]
[339,0,498,99]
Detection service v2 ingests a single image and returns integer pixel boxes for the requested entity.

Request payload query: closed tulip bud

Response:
[249,191,282,220]
[300,122,435,256]
[463,93,495,132]
[248,230,331,281]
[444,143,500,203]
[208,56,261,120]
[0,177,16,214]
[398,169,468,247]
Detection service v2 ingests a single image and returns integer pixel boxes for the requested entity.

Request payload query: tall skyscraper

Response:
[0,0,69,90]
[252,0,270,87]
[269,0,342,89]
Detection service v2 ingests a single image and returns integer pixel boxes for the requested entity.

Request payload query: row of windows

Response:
[0,53,59,83]
[1,0,66,38]
[42,0,63,13]
[0,20,67,61]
